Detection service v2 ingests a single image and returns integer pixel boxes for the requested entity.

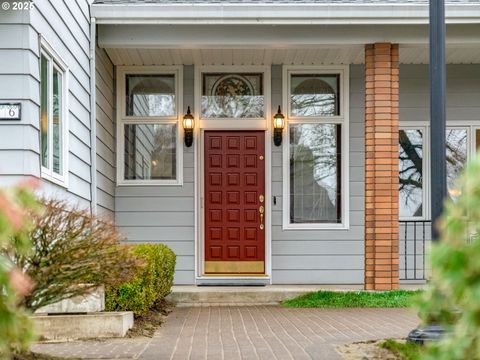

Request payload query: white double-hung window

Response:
[40,40,68,185]
[117,67,183,186]
[283,66,349,230]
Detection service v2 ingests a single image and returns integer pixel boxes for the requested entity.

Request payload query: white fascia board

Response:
[91,4,480,25]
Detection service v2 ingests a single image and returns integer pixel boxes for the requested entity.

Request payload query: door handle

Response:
[259,205,265,230]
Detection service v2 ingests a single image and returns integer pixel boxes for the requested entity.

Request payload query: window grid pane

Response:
[289,123,341,224]
[399,129,423,218]
[124,123,177,181]
[40,55,49,169]
[52,67,62,175]
[290,74,340,117]
[446,128,468,199]
[126,74,176,117]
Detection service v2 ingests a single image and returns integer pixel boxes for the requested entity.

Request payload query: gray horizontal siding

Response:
[0,20,41,184]
[400,64,480,124]
[270,64,365,284]
[96,47,116,219]
[115,65,196,285]
[0,1,93,205]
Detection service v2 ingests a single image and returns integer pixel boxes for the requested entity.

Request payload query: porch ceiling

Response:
[104,46,480,66]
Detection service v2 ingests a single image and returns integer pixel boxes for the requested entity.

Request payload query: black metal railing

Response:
[399,220,432,281]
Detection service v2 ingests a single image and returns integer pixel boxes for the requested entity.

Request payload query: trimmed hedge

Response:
[105,244,176,316]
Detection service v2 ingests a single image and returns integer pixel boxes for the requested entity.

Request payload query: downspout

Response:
[89,17,97,215]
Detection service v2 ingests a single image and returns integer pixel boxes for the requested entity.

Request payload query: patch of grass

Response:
[379,339,422,360]
[282,290,422,308]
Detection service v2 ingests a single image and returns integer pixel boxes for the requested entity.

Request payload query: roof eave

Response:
[91,3,480,25]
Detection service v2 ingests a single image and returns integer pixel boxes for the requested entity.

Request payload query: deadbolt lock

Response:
[259,195,264,203]
[259,155,264,160]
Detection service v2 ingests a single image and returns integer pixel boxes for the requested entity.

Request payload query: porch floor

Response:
[167,284,425,306]
[33,306,419,360]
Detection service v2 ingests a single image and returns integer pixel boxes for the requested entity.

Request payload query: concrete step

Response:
[166,285,364,305]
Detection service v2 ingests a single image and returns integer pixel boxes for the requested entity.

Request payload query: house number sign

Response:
[0,103,21,120]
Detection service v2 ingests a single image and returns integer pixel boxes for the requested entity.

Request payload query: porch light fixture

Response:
[183,106,194,147]
[273,105,285,146]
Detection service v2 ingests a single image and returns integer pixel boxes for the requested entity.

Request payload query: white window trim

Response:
[282,65,350,230]
[400,121,480,221]
[116,66,183,186]
[39,36,69,188]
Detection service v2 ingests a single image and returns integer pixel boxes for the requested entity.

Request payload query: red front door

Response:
[204,131,266,274]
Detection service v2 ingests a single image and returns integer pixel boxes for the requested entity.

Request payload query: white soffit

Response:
[105,46,480,66]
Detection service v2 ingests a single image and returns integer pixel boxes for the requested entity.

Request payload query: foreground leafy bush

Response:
[417,156,480,360]
[0,183,40,357]
[105,244,176,316]
[9,199,142,312]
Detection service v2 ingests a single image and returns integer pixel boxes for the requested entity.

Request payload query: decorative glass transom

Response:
[201,73,264,118]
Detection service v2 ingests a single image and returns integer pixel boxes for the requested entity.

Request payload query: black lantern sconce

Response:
[273,105,285,146]
[183,106,195,147]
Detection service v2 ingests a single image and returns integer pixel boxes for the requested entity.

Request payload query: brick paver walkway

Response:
[32,306,418,360]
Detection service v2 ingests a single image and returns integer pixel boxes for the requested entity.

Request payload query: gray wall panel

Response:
[270,64,365,284]
[115,65,196,283]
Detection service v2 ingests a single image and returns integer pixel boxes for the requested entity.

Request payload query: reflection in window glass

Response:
[40,55,49,168]
[446,128,468,199]
[53,68,62,175]
[201,73,264,118]
[290,74,339,117]
[399,129,423,218]
[126,75,176,117]
[124,124,177,180]
[290,123,341,224]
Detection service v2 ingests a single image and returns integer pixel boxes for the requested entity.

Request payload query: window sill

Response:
[282,223,350,231]
[41,168,68,189]
[116,180,183,187]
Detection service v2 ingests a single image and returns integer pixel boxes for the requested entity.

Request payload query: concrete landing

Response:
[166,284,425,306]
[166,285,364,305]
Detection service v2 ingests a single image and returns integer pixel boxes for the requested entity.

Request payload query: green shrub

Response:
[105,244,176,316]
[417,156,480,360]
[9,199,142,312]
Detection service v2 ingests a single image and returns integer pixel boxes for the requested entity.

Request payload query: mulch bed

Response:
[125,300,175,338]
[336,340,402,360]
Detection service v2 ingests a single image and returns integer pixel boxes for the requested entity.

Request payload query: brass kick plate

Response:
[205,261,265,274]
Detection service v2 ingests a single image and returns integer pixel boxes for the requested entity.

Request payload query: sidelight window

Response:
[289,123,342,224]
[283,67,349,229]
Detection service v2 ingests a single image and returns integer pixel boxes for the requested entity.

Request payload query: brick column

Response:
[364,43,400,291]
